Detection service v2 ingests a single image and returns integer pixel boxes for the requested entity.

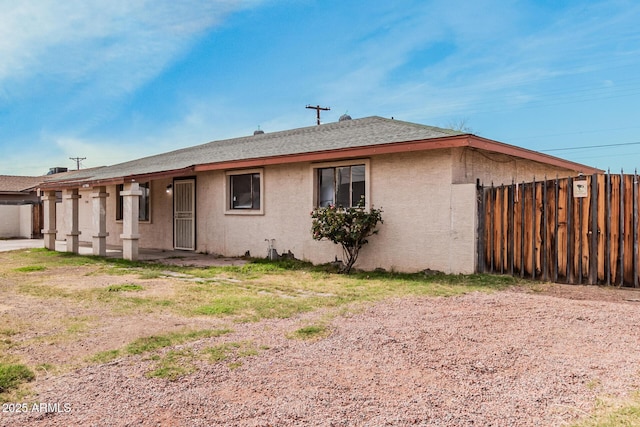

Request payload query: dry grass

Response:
[1,248,639,424]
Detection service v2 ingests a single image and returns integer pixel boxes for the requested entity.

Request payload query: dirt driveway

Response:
[3,284,640,426]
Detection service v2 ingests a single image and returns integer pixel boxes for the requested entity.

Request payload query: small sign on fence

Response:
[573,178,588,198]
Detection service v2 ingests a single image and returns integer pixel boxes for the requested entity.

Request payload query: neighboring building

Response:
[39,116,600,273]
[0,175,44,238]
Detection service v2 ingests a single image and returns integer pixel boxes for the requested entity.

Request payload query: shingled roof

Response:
[0,175,44,193]
[42,115,599,187]
[40,117,460,184]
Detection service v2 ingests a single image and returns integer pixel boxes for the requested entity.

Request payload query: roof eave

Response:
[467,135,603,175]
[37,134,600,189]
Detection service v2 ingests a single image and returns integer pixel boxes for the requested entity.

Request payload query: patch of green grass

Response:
[146,349,196,380]
[13,265,46,273]
[65,317,92,334]
[106,284,144,292]
[0,363,35,394]
[6,250,517,324]
[87,349,121,364]
[572,392,640,427]
[289,324,330,340]
[145,338,258,380]
[204,342,241,362]
[203,341,258,367]
[16,283,73,299]
[184,266,516,322]
[137,271,165,280]
[125,335,174,355]
[125,328,232,356]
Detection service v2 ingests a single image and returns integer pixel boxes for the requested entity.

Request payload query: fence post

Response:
[476,180,486,274]
[620,170,625,287]
[508,181,515,276]
[634,171,638,288]
[567,176,574,284]
[542,177,548,282]
[490,182,495,273]
[605,171,611,286]
[554,176,559,282]
[499,184,504,274]
[520,181,525,278]
[532,177,536,280]
[589,173,599,285]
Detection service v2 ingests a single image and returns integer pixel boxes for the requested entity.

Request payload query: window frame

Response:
[225,168,264,215]
[312,159,370,209]
[116,182,151,222]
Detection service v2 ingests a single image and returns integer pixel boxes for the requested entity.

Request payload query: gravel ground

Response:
[2,286,640,426]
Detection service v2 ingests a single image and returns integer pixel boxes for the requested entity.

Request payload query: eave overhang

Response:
[37,134,602,190]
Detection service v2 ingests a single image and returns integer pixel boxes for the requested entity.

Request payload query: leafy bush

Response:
[311,199,383,274]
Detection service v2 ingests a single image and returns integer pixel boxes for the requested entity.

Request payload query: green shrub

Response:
[0,363,35,393]
[311,198,383,273]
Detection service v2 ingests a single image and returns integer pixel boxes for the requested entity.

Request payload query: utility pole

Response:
[306,104,330,125]
[69,157,86,170]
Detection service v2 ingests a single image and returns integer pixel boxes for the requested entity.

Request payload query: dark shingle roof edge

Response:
[43,116,463,184]
[40,115,600,186]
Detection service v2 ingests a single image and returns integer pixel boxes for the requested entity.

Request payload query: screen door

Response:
[173,179,195,250]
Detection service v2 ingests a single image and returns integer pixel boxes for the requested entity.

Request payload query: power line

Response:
[540,141,640,152]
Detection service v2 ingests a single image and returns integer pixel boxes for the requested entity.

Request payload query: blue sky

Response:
[1,0,639,176]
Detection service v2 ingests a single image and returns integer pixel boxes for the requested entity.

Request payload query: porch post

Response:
[120,182,141,261]
[41,190,57,250]
[63,188,81,253]
[92,186,109,256]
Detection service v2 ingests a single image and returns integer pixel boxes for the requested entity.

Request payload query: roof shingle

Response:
[45,116,462,183]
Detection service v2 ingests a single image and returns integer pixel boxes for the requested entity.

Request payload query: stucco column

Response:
[63,188,81,253]
[41,190,57,250]
[120,182,142,261]
[91,186,109,257]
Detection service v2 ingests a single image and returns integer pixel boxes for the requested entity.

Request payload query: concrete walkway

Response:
[0,239,44,252]
[0,239,246,267]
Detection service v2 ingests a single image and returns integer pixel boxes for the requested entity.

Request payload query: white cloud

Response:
[320,0,640,124]
[0,0,262,94]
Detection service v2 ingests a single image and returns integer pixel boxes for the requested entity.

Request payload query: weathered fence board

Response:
[477,173,640,287]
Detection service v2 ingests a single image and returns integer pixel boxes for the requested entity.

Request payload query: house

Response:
[39,116,600,273]
[0,175,45,238]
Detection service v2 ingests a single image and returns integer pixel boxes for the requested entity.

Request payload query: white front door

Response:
[173,179,195,250]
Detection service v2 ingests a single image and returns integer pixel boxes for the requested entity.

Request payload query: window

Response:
[226,170,263,213]
[317,164,365,207]
[116,182,150,221]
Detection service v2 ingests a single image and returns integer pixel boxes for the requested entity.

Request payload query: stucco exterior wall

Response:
[96,179,175,248]
[58,146,587,274]
[196,163,314,260]
[357,150,455,272]
[194,150,471,273]
[0,205,21,238]
[0,205,35,238]
[19,205,33,238]
[451,147,586,185]
[55,202,63,240]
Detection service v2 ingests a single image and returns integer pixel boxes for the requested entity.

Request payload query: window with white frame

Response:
[116,182,150,221]
[226,169,263,213]
[316,164,366,208]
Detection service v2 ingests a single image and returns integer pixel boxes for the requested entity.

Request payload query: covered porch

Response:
[41,183,145,260]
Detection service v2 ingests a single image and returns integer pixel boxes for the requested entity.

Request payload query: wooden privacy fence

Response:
[477,173,640,287]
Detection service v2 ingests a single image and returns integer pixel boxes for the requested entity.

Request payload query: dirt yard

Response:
[2,281,640,426]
